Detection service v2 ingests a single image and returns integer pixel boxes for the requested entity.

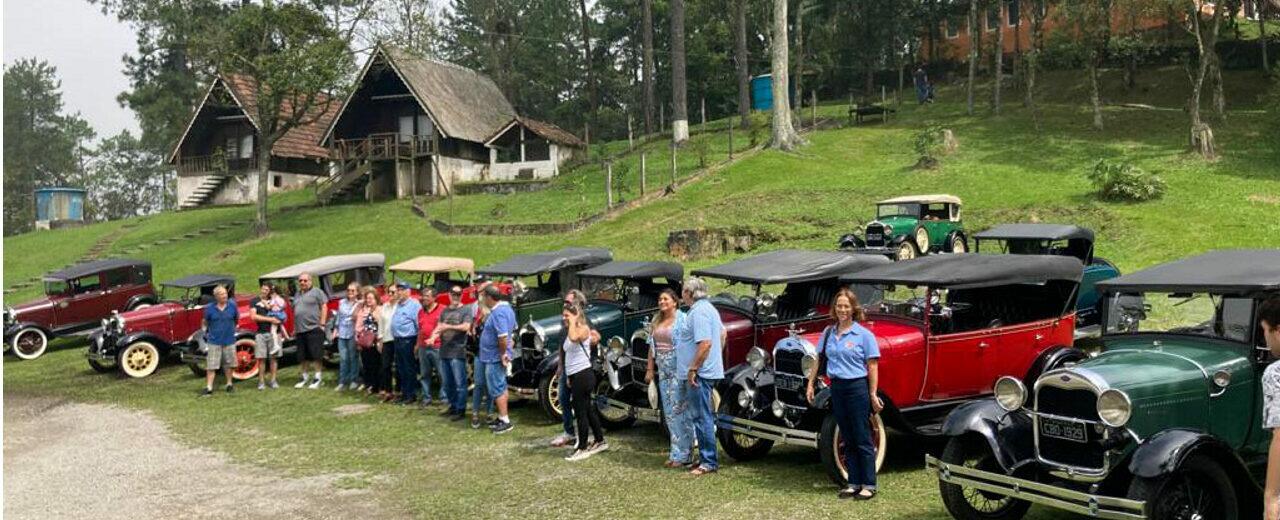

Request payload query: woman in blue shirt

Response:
[806,287,881,500]
[644,288,692,468]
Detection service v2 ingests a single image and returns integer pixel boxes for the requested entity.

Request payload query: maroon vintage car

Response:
[86,274,266,378]
[178,254,386,376]
[715,254,1084,486]
[5,259,157,360]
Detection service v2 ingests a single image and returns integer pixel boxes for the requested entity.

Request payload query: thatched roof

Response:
[486,116,586,149]
[168,74,338,163]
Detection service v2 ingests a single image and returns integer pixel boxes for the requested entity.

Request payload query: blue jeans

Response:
[832,377,877,489]
[658,350,693,464]
[440,357,468,412]
[560,368,575,436]
[336,337,359,386]
[688,376,720,471]
[471,356,493,415]
[394,337,418,401]
[417,348,447,403]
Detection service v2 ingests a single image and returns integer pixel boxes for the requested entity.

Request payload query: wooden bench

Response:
[849,104,896,125]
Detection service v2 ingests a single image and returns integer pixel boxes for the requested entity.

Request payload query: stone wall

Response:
[176,171,312,206]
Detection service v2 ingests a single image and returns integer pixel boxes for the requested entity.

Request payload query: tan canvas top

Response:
[389,256,475,275]
[259,254,386,280]
[877,194,962,205]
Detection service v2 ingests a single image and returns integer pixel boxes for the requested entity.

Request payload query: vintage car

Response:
[178,254,385,374]
[974,223,1121,328]
[514,260,682,422]
[928,249,1280,520]
[387,256,477,306]
[690,249,891,372]
[838,194,967,261]
[87,274,265,379]
[717,254,1085,487]
[476,247,613,325]
[5,258,157,360]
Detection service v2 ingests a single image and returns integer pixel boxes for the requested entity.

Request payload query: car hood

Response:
[524,303,625,351]
[870,216,919,233]
[8,297,56,316]
[115,302,185,333]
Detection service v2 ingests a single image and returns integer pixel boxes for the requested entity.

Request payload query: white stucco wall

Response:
[176,171,312,206]
[485,144,578,181]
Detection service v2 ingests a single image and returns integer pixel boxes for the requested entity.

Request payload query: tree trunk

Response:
[967,0,979,115]
[734,0,751,129]
[993,1,1004,115]
[254,134,273,236]
[794,0,804,116]
[578,0,597,137]
[670,0,689,143]
[1210,54,1226,121]
[642,0,655,134]
[769,0,802,150]
[1263,10,1270,73]
[1188,1,1221,159]
[1088,53,1104,130]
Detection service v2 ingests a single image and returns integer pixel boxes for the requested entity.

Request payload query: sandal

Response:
[854,489,877,501]
[663,460,690,469]
[689,466,717,477]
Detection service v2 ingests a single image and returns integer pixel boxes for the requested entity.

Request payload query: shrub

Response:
[912,123,946,169]
[1086,159,1166,202]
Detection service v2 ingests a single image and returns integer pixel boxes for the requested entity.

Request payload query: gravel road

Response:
[4,395,387,519]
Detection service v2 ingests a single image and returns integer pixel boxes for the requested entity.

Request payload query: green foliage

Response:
[85,131,173,220]
[1086,159,1167,202]
[912,123,946,168]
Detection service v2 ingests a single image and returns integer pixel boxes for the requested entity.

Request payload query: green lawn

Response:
[4,68,1278,518]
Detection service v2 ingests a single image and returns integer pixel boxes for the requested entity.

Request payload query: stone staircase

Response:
[316,161,372,205]
[179,174,232,210]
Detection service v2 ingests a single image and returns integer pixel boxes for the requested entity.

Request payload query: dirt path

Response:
[3,396,388,520]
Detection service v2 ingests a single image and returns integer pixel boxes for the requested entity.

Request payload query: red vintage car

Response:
[87,274,261,378]
[715,254,1084,486]
[5,259,158,360]
[178,254,386,376]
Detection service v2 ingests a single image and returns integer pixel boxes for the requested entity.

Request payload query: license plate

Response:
[775,375,803,391]
[1039,417,1087,443]
[866,234,883,242]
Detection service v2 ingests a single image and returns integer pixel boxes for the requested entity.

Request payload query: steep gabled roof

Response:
[485,116,586,149]
[168,74,338,164]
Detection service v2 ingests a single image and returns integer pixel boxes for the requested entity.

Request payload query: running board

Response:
[716,414,818,448]
[597,397,662,423]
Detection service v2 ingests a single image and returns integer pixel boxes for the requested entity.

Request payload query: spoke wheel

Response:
[537,372,563,422]
[594,377,636,429]
[896,241,919,261]
[938,436,1030,520]
[819,413,887,486]
[230,338,260,380]
[11,328,48,360]
[1129,454,1237,520]
[715,389,774,461]
[88,356,116,373]
[128,301,152,311]
[951,236,967,253]
[914,226,931,254]
[119,341,161,378]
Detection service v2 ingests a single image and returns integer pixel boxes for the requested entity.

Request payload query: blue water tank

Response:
[750,74,795,111]
[35,187,86,223]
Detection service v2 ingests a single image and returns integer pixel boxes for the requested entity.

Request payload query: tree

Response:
[643,0,657,134]
[992,1,1005,115]
[769,0,803,150]
[967,0,980,114]
[2,59,94,235]
[83,131,171,220]
[193,1,352,236]
[1022,0,1049,129]
[670,0,690,142]
[578,0,598,147]
[1063,0,1113,130]
[1262,0,1271,74]
[734,0,751,129]
[1181,0,1228,158]
[369,0,444,58]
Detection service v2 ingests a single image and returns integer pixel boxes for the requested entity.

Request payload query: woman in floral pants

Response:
[645,289,693,467]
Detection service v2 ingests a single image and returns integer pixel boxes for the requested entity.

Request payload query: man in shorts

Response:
[293,272,329,389]
[201,285,238,397]
[250,283,283,390]
[478,285,517,434]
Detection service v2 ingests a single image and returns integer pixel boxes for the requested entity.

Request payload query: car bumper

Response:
[925,454,1145,520]
[597,396,662,423]
[849,246,896,257]
[716,413,819,448]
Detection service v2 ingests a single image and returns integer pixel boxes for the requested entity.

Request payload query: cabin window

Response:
[225,136,238,158]
[273,174,283,188]
[1007,0,1020,26]
[525,138,551,161]
[72,275,102,295]
[946,20,960,38]
[417,115,433,137]
[104,268,130,288]
[239,134,254,159]
[399,115,415,143]
[987,6,1000,31]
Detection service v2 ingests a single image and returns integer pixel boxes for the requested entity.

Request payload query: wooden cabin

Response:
[168,74,335,209]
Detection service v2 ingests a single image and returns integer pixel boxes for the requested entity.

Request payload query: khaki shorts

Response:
[206,343,237,371]
[253,333,279,359]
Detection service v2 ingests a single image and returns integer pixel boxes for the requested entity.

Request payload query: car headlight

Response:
[607,336,626,361]
[1097,389,1132,427]
[4,307,14,325]
[113,314,126,333]
[746,347,769,371]
[800,353,818,376]
[994,376,1026,412]
[737,386,755,409]
[883,225,893,235]
[102,318,111,329]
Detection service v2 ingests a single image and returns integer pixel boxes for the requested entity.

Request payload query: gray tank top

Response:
[563,335,592,376]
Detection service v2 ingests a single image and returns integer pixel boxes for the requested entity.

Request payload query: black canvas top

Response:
[1096,250,1280,294]
[840,253,1083,289]
[691,249,891,285]
[578,261,683,282]
[44,258,150,281]
[974,224,1095,243]
[477,247,613,277]
[162,274,235,289]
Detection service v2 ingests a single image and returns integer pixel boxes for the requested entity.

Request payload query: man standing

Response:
[293,273,329,389]
[201,285,239,396]
[913,64,932,104]
[677,276,724,476]
[250,283,282,390]
[416,287,445,407]
[430,285,472,420]
[478,285,517,434]
[1258,296,1280,520]
[391,281,423,405]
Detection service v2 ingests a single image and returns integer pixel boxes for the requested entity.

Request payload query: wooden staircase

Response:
[316,159,373,205]
[179,174,231,210]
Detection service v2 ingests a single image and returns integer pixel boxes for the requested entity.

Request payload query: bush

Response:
[1086,159,1166,202]
[912,123,946,169]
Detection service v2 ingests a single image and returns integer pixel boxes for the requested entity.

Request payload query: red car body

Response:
[6,259,157,360]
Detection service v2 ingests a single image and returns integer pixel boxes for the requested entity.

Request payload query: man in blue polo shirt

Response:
[390,281,423,405]
[676,276,724,476]
[478,285,517,434]
[201,285,239,397]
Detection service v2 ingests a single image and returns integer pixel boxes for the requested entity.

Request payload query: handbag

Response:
[356,329,377,349]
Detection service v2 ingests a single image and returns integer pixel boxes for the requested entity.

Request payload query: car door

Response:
[922,328,996,400]
[101,268,135,311]
[61,274,108,328]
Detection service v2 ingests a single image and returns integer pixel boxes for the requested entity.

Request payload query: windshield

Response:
[1104,292,1255,343]
[877,203,920,219]
[868,285,931,321]
[44,280,69,296]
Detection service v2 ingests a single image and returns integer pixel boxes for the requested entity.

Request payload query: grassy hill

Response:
[4,67,1278,519]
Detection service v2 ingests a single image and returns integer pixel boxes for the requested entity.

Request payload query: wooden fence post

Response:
[605,161,614,210]
[660,104,665,133]
[728,123,734,159]
[670,142,678,188]
[640,153,647,197]
[811,90,818,128]
[701,97,707,134]
[627,115,634,150]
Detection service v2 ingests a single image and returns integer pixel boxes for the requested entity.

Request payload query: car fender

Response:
[5,322,52,339]
[1024,345,1087,385]
[1129,428,1261,511]
[944,230,966,252]
[940,399,1035,472]
[118,331,172,352]
[536,354,561,379]
[838,233,865,249]
[125,294,157,309]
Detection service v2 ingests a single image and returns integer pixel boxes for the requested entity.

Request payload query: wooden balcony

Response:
[176,154,258,176]
[332,133,435,161]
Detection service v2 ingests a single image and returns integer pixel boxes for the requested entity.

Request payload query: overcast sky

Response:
[4,0,140,140]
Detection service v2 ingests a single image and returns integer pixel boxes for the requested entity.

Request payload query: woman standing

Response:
[354,288,383,396]
[644,289,693,468]
[333,282,361,391]
[805,288,882,500]
[378,285,400,402]
[561,298,608,461]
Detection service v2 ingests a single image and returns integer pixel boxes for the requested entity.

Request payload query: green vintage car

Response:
[928,249,1280,520]
[839,194,967,261]
[475,247,613,325]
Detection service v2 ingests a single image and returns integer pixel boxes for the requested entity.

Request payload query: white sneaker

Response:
[258,382,266,391]
[549,434,573,448]
[565,448,594,462]
[308,379,323,389]
[270,380,279,389]
[355,384,366,392]
[295,376,309,389]
[333,383,345,392]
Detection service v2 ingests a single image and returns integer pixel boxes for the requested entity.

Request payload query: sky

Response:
[4,0,141,140]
